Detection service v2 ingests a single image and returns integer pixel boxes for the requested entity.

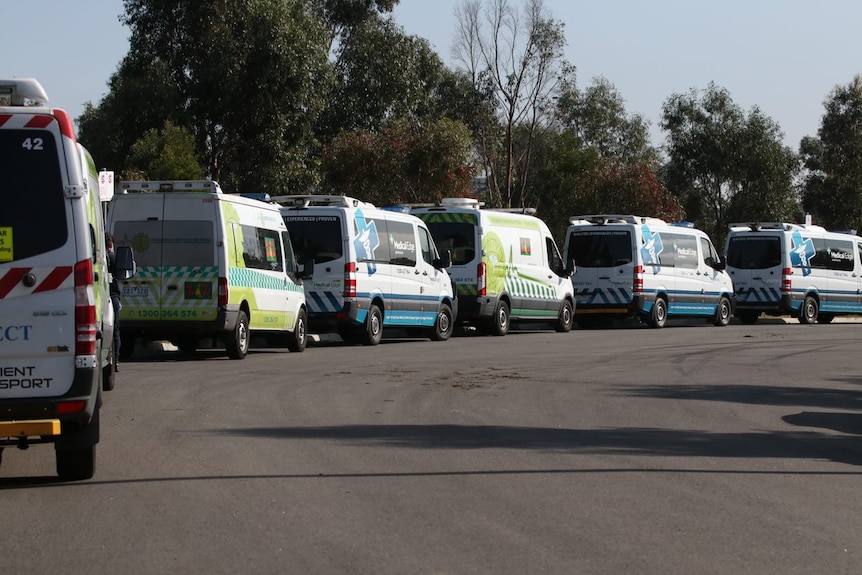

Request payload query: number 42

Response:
[22,137,44,151]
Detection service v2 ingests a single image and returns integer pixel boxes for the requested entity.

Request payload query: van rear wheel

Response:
[798,296,818,324]
[226,311,250,359]
[487,300,510,336]
[363,305,383,345]
[647,296,667,328]
[738,311,759,324]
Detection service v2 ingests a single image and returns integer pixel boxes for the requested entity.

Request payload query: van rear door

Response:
[566,227,634,313]
[0,115,77,398]
[725,232,784,307]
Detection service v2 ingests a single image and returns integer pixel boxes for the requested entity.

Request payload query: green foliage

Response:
[127,121,203,180]
[801,75,862,232]
[533,132,682,240]
[321,118,474,205]
[661,82,798,245]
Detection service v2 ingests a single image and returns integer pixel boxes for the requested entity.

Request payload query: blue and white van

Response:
[562,215,734,328]
[278,195,456,344]
[725,221,862,324]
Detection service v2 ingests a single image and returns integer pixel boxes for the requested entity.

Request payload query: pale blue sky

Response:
[3,0,860,150]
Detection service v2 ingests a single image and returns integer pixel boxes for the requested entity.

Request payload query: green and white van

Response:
[107,181,308,359]
[411,198,575,335]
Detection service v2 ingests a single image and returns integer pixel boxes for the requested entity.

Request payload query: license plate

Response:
[122,286,149,297]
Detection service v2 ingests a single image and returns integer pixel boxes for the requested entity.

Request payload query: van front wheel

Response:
[713,296,732,327]
[430,304,453,341]
[647,297,667,328]
[555,300,574,332]
[798,296,818,324]
[226,311,250,359]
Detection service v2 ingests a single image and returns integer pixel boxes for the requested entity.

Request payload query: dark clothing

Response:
[107,249,122,364]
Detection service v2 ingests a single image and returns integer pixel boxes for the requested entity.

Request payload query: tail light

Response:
[781,267,792,294]
[633,265,644,295]
[218,277,229,306]
[74,259,97,356]
[477,262,487,297]
[344,262,357,298]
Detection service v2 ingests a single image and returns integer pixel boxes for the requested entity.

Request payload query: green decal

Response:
[0,227,12,262]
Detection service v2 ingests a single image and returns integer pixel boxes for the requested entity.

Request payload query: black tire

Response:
[738,310,759,324]
[226,310,250,359]
[56,445,96,481]
[177,337,198,354]
[817,313,835,324]
[102,358,115,392]
[555,300,574,333]
[713,296,732,327]
[119,334,135,359]
[487,300,510,336]
[647,296,667,328]
[798,295,818,324]
[286,308,308,352]
[363,305,383,345]
[430,304,453,341]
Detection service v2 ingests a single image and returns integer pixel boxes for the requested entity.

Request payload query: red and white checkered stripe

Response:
[0,112,55,129]
[0,266,73,298]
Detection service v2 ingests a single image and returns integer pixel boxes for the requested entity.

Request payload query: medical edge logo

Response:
[790,230,815,276]
[354,211,380,275]
[640,225,664,273]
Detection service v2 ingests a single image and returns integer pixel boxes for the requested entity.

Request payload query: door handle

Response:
[167,285,178,291]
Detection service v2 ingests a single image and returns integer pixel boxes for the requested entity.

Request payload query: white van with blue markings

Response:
[277,195,456,345]
[725,221,862,324]
[562,215,734,328]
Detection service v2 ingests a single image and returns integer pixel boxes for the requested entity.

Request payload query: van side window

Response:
[661,232,698,269]
[824,238,854,271]
[239,224,283,272]
[418,227,435,265]
[387,220,417,267]
[700,237,720,267]
[546,237,564,276]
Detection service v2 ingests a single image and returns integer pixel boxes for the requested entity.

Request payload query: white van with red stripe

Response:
[0,78,134,480]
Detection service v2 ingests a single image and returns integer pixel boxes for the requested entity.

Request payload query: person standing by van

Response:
[106,233,122,370]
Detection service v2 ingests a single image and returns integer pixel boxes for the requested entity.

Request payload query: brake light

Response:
[477,262,486,296]
[57,400,86,414]
[781,267,792,294]
[74,259,96,356]
[344,262,357,298]
[633,265,644,294]
[218,277,229,306]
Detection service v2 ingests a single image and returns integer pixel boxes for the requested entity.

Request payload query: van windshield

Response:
[283,214,343,264]
[567,230,632,267]
[423,222,476,265]
[726,236,781,269]
[0,129,67,262]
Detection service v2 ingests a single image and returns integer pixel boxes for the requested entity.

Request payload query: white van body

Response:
[0,78,133,480]
[278,195,456,344]
[107,181,308,359]
[725,222,862,324]
[562,215,734,328]
[411,198,575,335]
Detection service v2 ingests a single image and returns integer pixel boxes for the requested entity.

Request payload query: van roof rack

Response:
[0,77,49,106]
[119,180,223,194]
[271,194,375,209]
[569,214,667,226]
[439,197,483,209]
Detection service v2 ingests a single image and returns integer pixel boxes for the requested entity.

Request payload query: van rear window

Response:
[283,215,343,264]
[726,236,781,269]
[567,230,632,267]
[0,129,67,262]
[112,220,214,267]
[423,222,476,265]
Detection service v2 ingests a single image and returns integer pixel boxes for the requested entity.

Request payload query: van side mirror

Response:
[710,257,726,271]
[115,246,136,280]
[564,259,576,277]
[297,257,314,279]
[433,250,452,269]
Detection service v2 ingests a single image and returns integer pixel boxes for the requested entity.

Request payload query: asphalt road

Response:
[1,319,860,574]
